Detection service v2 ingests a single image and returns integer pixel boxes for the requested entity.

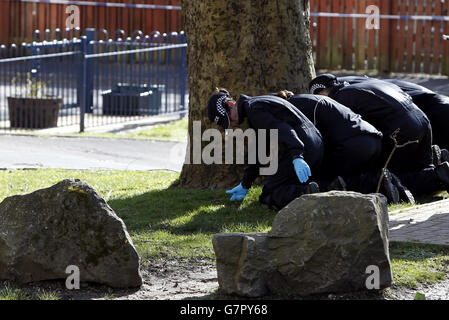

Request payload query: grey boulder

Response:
[0,179,142,288]
[213,191,392,297]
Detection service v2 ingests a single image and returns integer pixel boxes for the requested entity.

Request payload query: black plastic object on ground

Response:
[102,83,164,116]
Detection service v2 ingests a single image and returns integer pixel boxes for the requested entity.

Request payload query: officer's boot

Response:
[432,145,442,166]
[390,172,415,204]
[326,176,347,191]
[441,149,449,163]
[435,162,449,190]
[378,169,400,205]
[304,181,320,194]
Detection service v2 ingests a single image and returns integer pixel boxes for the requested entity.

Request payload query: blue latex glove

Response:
[226,183,249,202]
[293,158,312,183]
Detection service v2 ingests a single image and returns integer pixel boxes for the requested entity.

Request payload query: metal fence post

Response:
[79,35,87,132]
[180,32,187,110]
[85,28,95,114]
[78,29,94,116]
[79,28,95,132]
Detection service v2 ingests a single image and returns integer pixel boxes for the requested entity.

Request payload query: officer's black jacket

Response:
[328,80,424,136]
[383,79,449,149]
[236,94,324,189]
[384,79,434,97]
[337,75,372,85]
[287,94,382,147]
[337,76,435,98]
[338,76,449,122]
[382,79,449,113]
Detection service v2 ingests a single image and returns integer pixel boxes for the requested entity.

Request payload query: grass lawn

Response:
[17,118,189,142]
[0,168,448,300]
[0,169,272,262]
[78,118,188,142]
[389,242,449,289]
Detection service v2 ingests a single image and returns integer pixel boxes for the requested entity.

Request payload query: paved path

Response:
[0,135,187,172]
[390,200,449,246]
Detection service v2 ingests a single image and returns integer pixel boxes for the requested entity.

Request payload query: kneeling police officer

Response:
[207,88,327,210]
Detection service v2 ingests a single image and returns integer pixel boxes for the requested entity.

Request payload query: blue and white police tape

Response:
[310,12,449,22]
[8,1,449,22]
[7,0,182,11]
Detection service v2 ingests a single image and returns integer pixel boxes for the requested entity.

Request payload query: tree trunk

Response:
[179,0,315,189]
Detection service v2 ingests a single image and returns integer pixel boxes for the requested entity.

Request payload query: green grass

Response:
[390,242,449,288]
[388,191,449,215]
[0,285,59,300]
[77,118,188,142]
[11,119,189,142]
[1,168,448,299]
[0,169,275,263]
[388,202,417,213]
[123,118,187,141]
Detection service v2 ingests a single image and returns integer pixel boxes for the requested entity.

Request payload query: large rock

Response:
[213,191,392,297]
[0,179,142,288]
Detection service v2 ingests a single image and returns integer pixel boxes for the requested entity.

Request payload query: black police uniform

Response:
[339,76,449,150]
[383,79,449,151]
[329,80,440,195]
[287,94,383,179]
[337,75,372,85]
[237,95,325,209]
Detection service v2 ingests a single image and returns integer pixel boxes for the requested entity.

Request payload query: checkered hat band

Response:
[216,95,228,116]
[310,83,327,94]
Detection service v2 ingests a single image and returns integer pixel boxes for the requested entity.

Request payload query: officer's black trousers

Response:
[379,113,443,196]
[259,148,323,210]
[259,135,383,208]
[414,94,449,150]
[320,135,382,179]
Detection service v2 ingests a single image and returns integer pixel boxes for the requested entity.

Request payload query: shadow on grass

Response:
[108,181,448,237]
[0,279,141,301]
[415,192,448,205]
[182,289,387,301]
[390,242,449,261]
[107,185,277,235]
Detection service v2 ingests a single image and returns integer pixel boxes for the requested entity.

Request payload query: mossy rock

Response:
[0,179,142,288]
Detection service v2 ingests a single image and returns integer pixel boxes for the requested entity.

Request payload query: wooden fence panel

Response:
[405,0,417,73]
[355,0,366,70]
[50,0,57,32]
[0,0,10,45]
[378,0,392,73]
[310,0,319,68]
[317,0,329,68]
[2,0,183,45]
[443,0,449,75]
[20,0,26,41]
[396,0,408,72]
[36,2,45,40]
[4,0,449,75]
[329,0,342,69]
[423,0,433,74]
[366,0,380,70]
[311,0,449,75]
[343,0,354,70]
[433,0,443,74]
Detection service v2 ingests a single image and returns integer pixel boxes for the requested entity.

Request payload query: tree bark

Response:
[179,0,315,189]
